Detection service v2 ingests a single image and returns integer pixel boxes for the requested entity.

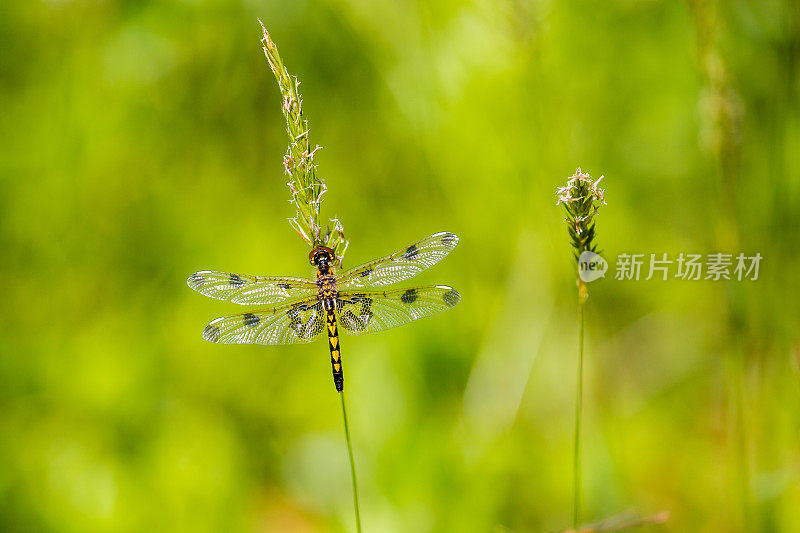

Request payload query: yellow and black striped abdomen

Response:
[326,308,343,392]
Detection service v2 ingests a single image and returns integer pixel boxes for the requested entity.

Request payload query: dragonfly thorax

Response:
[316,273,338,312]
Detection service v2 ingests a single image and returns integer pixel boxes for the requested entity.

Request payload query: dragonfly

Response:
[187,231,461,392]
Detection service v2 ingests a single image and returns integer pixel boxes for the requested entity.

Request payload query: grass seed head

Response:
[557,168,606,261]
[259,19,349,263]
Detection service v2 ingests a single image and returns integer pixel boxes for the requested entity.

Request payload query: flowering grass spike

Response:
[557,168,606,266]
[259,19,348,263]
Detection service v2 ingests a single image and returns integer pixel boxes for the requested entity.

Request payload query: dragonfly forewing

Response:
[336,232,458,289]
[188,271,318,305]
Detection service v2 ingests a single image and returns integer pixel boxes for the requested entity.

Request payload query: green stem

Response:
[340,391,362,532]
[572,299,585,529]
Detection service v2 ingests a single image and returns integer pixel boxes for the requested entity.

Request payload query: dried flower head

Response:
[259,19,349,264]
[556,168,606,262]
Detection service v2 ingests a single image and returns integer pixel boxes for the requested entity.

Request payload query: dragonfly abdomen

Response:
[326,305,343,392]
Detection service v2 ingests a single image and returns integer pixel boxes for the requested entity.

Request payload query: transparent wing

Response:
[336,232,458,289]
[202,298,326,345]
[336,285,461,336]
[187,271,317,305]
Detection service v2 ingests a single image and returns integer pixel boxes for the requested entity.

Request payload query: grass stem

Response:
[340,391,362,532]
[572,297,585,528]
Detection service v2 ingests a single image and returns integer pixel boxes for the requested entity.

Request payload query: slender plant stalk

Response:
[572,294,585,528]
[340,391,362,532]
[557,169,605,529]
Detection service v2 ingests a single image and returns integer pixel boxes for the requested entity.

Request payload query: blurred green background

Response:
[1,0,799,531]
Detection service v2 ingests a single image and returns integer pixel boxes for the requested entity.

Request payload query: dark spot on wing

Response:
[243,312,260,328]
[188,272,204,287]
[307,308,324,338]
[441,232,457,246]
[287,303,322,340]
[341,310,367,332]
[287,306,302,337]
[400,288,418,304]
[360,269,372,278]
[229,274,245,287]
[357,297,373,320]
[442,289,461,307]
[339,296,374,332]
[402,244,418,259]
[203,324,221,343]
[276,283,292,290]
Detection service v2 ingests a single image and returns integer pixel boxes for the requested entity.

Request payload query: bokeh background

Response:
[2,0,799,531]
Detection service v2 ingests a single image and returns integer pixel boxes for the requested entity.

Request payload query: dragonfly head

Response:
[309,246,336,274]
